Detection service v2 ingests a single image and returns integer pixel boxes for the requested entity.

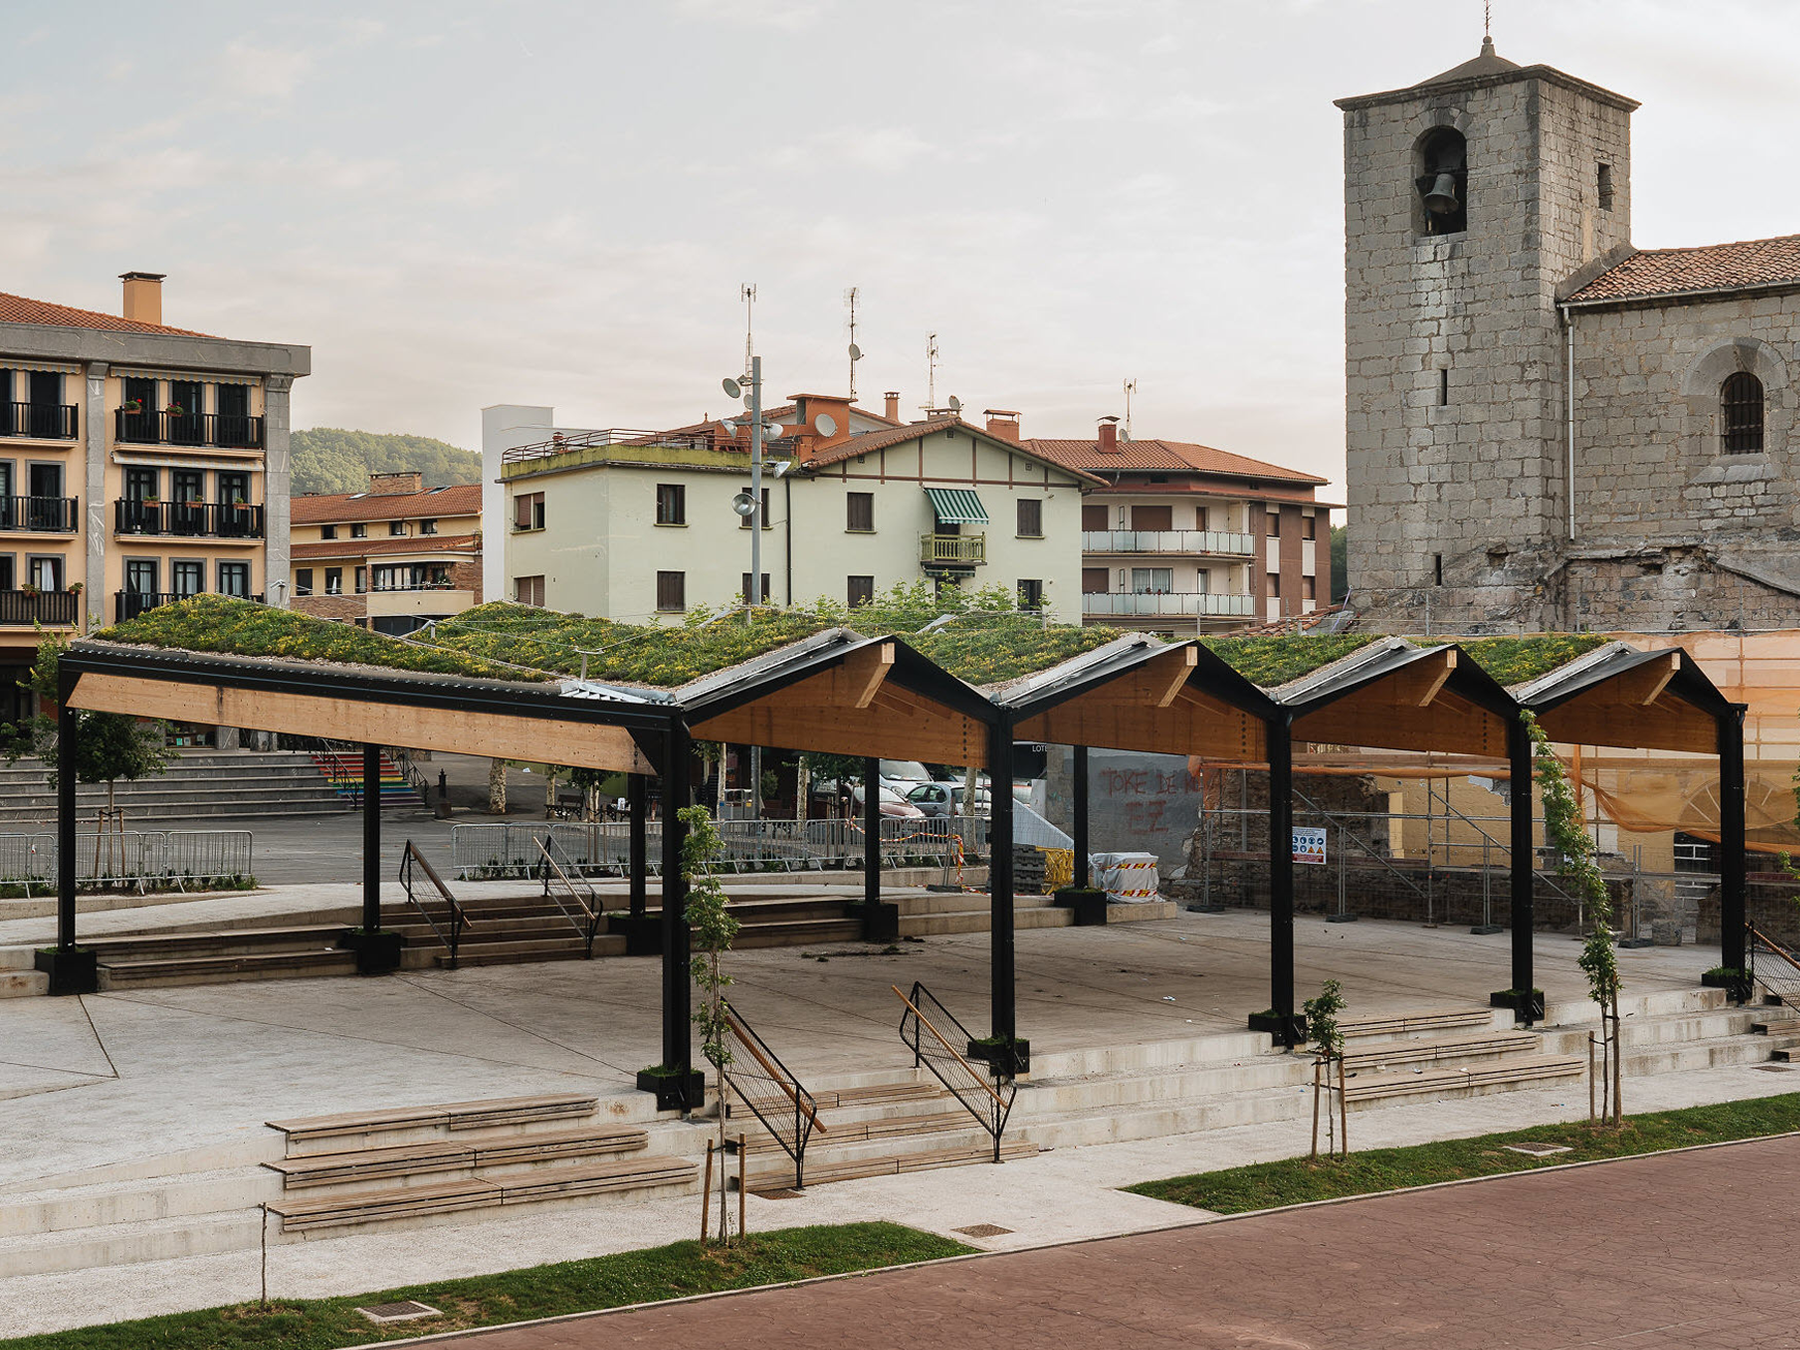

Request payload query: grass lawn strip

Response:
[0,1222,972,1350]
[1125,1093,1800,1214]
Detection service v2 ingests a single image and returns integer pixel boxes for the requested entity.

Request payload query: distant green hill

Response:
[291,428,480,496]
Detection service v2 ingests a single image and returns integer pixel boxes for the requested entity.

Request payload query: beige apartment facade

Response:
[0,273,307,722]
[493,399,1091,623]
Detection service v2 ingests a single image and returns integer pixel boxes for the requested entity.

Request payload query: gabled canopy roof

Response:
[1512,641,1734,755]
[1273,637,1516,758]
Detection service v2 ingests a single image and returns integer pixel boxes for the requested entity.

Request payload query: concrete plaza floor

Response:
[0,902,1783,1336]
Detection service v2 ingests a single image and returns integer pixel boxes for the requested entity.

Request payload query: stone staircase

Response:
[0,751,355,825]
[87,925,359,989]
[893,889,1178,938]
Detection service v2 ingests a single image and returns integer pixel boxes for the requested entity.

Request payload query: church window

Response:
[1413,127,1467,236]
[1721,372,1764,454]
[1438,368,1449,406]
[1597,163,1614,212]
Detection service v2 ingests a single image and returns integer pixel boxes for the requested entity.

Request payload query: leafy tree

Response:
[1305,978,1348,1158]
[680,805,740,1244]
[290,428,480,496]
[4,633,171,810]
[1329,526,1348,603]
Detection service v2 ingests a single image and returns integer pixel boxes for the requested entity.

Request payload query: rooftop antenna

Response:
[844,286,862,400]
[1122,378,1138,442]
[740,282,757,378]
[1484,0,1492,39]
[925,332,939,411]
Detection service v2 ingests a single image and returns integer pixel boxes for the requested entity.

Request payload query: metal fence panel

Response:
[0,829,254,889]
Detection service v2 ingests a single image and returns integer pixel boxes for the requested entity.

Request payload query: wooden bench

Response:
[265,1126,648,1188]
[1339,1008,1496,1040]
[267,1093,599,1143]
[732,1109,971,1155]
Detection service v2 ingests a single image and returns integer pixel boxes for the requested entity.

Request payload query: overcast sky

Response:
[8,0,1799,488]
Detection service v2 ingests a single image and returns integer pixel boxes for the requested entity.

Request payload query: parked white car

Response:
[848,782,926,818]
[905,782,991,819]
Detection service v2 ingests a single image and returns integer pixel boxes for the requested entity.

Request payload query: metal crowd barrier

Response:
[0,829,254,892]
[451,817,992,881]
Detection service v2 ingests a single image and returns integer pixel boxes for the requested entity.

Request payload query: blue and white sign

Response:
[1292,827,1327,866]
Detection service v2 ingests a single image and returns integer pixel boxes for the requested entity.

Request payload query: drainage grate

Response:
[753,1187,804,1200]
[1503,1143,1573,1158]
[954,1223,1014,1238]
[356,1301,442,1325]
[1753,1063,1794,1073]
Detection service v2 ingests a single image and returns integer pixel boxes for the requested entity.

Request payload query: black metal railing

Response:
[1748,924,1800,1008]
[534,834,599,957]
[115,590,262,621]
[114,409,264,449]
[400,840,470,970]
[0,403,77,439]
[114,499,265,539]
[723,1002,823,1189]
[0,496,78,532]
[894,981,1015,1162]
[0,589,79,626]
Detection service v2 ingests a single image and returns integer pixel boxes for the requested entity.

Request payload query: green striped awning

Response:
[924,487,989,525]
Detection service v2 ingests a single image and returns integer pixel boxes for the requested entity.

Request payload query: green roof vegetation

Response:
[1200,635,1376,687]
[1451,634,1610,686]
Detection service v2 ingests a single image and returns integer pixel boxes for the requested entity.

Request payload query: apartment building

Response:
[0,273,308,719]
[290,472,481,634]
[1026,417,1335,634]
[484,393,1091,622]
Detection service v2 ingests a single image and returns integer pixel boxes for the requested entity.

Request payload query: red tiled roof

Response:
[0,290,210,337]
[291,483,482,524]
[806,417,1103,483]
[291,533,480,561]
[1566,235,1800,305]
[1024,437,1328,485]
[1084,483,1340,508]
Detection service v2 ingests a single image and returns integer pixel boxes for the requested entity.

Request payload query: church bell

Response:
[1423,172,1461,216]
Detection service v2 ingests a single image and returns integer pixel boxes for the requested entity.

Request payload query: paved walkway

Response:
[454,1136,1800,1349]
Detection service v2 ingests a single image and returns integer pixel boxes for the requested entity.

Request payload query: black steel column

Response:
[362,743,382,933]
[862,756,880,914]
[1719,705,1748,979]
[1507,717,1536,1019]
[661,723,692,1072]
[56,683,77,951]
[1267,716,1295,1043]
[627,772,647,919]
[1072,745,1090,888]
[989,718,1016,1043]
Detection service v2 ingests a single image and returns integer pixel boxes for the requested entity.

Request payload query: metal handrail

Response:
[723,1004,825,1189]
[1748,923,1800,1008]
[534,834,599,957]
[893,981,1015,1162]
[399,840,471,969]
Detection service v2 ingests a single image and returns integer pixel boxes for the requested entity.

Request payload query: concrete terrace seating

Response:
[89,925,358,988]
[268,1093,602,1143]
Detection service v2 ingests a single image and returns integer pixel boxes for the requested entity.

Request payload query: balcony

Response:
[0,589,79,626]
[919,532,986,566]
[1082,529,1256,557]
[114,409,264,450]
[0,496,79,533]
[115,591,263,622]
[1081,591,1256,619]
[0,403,77,440]
[115,500,265,539]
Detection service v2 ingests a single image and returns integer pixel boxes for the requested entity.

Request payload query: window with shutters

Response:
[1082,567,1109,594]
[740,572,770,603]
[656,571,685,612]
[1130,504,1171,532]
[1081,503,1107,531]
[514,492,545,530]
[1016,498,1043,538]
[655,483,686,525]
[845,492,874,532]
[847,575,875,607]
[515,574,545,606]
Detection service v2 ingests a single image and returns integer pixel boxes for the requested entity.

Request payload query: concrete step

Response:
[900,906,1074,937]
[97,948,357,989]
[1342,1030,1542,1072]
[0,968,47,998]
[436,940,611,967]
[83,925,349,960]
[1342,1052,1585,1104]
[1340,1007,1504,1040]
[743,1138,1037,1191]
[265,1126,650,1189]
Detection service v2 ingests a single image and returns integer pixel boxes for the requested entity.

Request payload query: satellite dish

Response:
[848,343,863,360]
[730,492,757,518]
[721,377,742,399]
[814,413,838,438]
[948,396,963,414]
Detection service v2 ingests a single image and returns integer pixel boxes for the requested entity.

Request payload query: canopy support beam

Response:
[990,715,1016,1046]
[660,724,693,1093]
[38,674,96,995]
[1268,716,1296,1045]
[1073,745,1090,889]
[1507,716,1536,1022]
[1719,705,1748,987]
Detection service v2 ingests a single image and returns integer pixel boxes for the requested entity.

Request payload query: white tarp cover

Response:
[1091,851,1159,903]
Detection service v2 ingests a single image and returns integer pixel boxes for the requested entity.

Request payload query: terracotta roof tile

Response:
[1024,437,1328,485]
[0,290,210,337]
[806,417,1104,483]
[1566,234,1800,305]
[291,533,480,561]
[291,483,482,524]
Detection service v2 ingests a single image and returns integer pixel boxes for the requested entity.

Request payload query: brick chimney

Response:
[369,470,424,495]
[120,272,166,326]
[1098,416,1121,453]
[884,391,901,423]
[984,409,1021,443]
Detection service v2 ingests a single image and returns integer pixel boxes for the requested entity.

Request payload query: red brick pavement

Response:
[437,1136,1800,1349]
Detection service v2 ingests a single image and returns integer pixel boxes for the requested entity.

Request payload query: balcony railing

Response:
[114,409,264,450]
[0,403,77,440]
[115,590,263,622]
[920,532,986,566]
[115,500,265,539]
[0,589,79,626]
[1081,529,1256,557]
[1081,591,1256,618]
[0,496,79,533]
